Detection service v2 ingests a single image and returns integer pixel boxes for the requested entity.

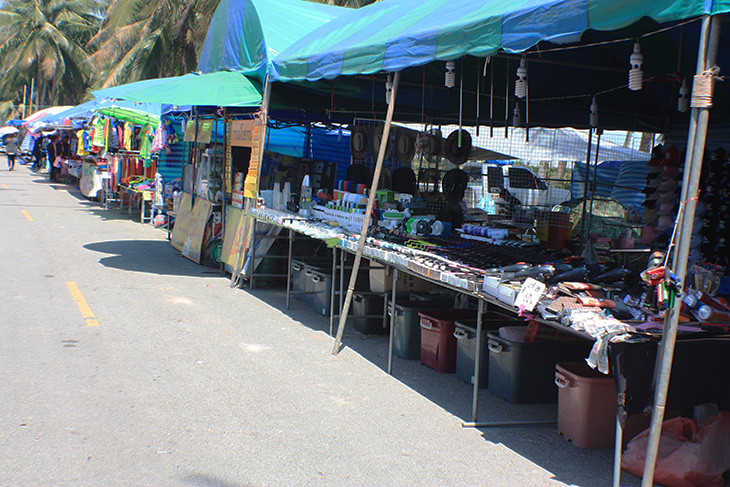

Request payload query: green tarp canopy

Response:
[94,106,161,126]
[92,71,263,108]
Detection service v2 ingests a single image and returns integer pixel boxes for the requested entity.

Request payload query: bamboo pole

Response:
[640,14,720,487]
[332,71,401,355]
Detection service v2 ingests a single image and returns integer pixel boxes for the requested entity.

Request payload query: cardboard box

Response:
[370,266,434,293]
[497,282,522,307]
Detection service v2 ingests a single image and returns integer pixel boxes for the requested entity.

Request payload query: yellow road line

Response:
[65,281,100,327]
[1,184,7,189]
[21,209,33,221]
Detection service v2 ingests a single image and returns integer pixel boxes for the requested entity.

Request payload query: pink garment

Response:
[151,121,168,152]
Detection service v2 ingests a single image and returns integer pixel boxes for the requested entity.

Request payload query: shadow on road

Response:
[242,286,639,487]
[84,240,224,278]
[181,473,255,487]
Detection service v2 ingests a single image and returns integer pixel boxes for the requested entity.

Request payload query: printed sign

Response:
[183,120,196,142]
[231,190,244,208]
[229,120,256,147]
[197,120,213,144]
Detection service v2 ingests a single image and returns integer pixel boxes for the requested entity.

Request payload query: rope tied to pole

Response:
[691,66,722,108]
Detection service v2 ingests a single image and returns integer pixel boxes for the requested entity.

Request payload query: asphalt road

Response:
[0,160,642,486]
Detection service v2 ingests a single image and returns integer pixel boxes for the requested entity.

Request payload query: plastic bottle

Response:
[299,175,312,217]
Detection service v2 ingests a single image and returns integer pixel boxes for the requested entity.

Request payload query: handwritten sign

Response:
[514,277,546,312]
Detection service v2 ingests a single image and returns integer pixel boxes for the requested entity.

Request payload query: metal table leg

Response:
[613,415,624,487]
[472,299,485,422]
[286,228,293,310]
[387,268,398,375]
[329,248,337,336]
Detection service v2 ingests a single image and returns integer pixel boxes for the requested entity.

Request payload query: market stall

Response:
[261,2,730,487]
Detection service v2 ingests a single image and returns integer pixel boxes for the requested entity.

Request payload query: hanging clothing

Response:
[109,120,120,150]
[91,118,106,148]
[75,130,89,156]
[123,122,134,151]
[139,124,155,167]
[150,120,168,152]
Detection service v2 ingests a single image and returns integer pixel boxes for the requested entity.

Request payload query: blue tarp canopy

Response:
[27,99,181,132]
[265,0,730,130]
[272,0,730,82]
[197,0,347,80]
[572,160,650,211]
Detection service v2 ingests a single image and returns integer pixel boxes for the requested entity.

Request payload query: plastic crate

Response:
[555,362,617,448]
[351,293,388,335]
[419,309,477,373]
[390,299,454,360]
[487,330,592,403]
[454,313,519,387]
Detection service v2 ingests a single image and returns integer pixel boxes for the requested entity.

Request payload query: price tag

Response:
[514,277,546,312]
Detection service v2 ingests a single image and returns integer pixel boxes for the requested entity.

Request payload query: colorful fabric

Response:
[151,120,168,152]
[123,122,134,151]
[91,118,105,148]
[139,124,155,167]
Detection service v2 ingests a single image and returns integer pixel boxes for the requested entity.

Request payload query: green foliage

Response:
[0,0,104,107]
[86,0,220,90]
[0,0,379,110]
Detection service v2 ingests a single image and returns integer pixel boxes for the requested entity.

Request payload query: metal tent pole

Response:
[333,71,401,355]
[220,108,228,272]
[581,127,594,245]
[640,14,720,487]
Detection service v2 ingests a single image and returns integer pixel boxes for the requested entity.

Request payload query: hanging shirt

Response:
[76,130,89,156]
[91,118,106,148]
[139,124,155,167]
[150,120,168,152]
[123,122,134,151]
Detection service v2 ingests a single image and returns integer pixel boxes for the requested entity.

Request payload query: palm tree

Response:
[86,0,220,90]
[0,0,104,109]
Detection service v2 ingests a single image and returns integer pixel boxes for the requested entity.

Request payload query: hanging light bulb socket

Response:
[515,58,528,99]
[513,102,522,127]
[589,96,599,128]
[445,60,456,88]
[628,41,643,91]
[678,78,690,113]
[385,73,393,105]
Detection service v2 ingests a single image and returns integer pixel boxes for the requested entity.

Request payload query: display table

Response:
[119,185,153,223]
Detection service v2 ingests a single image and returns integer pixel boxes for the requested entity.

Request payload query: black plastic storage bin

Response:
[307,262,334,316]
[291,257,369,317]
[390,298,455,360]
[486,330,592,403]
[351,293,388,335]
[454,313,519,388]
[291,258,330,309]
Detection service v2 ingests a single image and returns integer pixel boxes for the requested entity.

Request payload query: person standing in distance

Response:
[5,135,19,171]
[47,134,61,182]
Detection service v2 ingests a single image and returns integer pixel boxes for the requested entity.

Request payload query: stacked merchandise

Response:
[641,146,681,249]
[698,148,730,268]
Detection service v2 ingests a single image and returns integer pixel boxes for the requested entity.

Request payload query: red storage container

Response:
[419,309,476,373]
[555,362,617,449]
